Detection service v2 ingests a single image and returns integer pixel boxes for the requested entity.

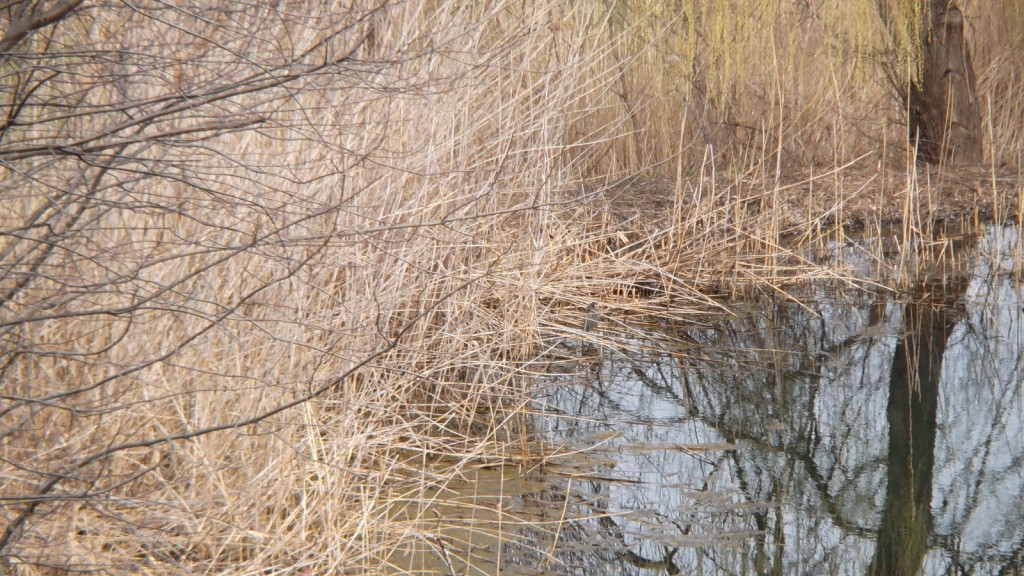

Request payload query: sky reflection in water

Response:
[532,225,1024,576]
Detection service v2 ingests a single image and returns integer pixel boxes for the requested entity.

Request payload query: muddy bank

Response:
[586,164,1023,236]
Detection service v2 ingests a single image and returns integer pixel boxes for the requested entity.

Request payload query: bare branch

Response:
[0,0,84,54]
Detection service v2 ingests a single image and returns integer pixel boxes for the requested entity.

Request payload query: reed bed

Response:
[1,1,1022,574]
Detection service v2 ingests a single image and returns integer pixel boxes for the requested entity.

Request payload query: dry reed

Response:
[0,1,1021,574]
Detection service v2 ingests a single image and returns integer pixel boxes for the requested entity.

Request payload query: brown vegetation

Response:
[0,1,1021,574]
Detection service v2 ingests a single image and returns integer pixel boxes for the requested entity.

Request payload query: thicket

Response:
[0,1,1020,573]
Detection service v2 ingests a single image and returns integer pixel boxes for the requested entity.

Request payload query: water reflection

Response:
[871,284,963,576]
[531,225,1024,575]
[393,227,1024,576]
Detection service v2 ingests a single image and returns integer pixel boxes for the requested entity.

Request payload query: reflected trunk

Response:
[869,283,966,576]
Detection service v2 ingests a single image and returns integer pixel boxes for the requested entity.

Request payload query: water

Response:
[398,225,1024,576]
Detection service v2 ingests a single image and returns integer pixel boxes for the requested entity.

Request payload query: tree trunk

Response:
[909,0,983,165]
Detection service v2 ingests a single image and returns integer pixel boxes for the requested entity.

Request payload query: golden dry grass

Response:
[0,1,1022,574]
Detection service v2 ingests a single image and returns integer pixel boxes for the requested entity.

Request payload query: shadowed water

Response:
[394,225,1024,576]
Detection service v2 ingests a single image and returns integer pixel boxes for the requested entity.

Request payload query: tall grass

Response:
[0,0,1021,574]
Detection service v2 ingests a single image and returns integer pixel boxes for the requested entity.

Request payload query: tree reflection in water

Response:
[870,284,965,576]
[532,226,1024,576]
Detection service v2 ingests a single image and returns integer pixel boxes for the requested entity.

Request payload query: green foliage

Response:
[877,0,926,83]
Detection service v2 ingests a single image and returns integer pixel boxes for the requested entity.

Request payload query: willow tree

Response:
[879,0,983,165]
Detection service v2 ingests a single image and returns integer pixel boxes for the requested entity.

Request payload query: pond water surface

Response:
[392,226,1024,576]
